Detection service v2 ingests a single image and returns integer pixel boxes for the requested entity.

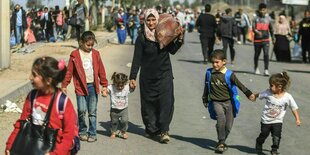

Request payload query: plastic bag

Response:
[10,32,16,47]
[155,13,183,49]
[292,43,302,58]
[246,29,254,42]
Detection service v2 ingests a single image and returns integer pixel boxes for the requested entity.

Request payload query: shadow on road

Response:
[178,59,206,64]
[285,69,310,74]
[171,135,217,151]
[228,144,257,154]
[98,121,145,137]
[187,41,201,44]
[232,70,270,77]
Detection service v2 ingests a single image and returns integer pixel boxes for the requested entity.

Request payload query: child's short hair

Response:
[259,3,267,10]
[269,72,291,91]
[80,31,97,43]
[32,56,67,88]
[210,49,226,60]
[111,72,128,85]
[225,8,232,14]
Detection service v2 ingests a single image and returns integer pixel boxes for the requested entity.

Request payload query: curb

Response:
[0,33,117,105]
[0,81,32,105]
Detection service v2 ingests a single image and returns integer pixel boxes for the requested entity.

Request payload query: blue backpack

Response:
[30,90,80,155]
[205,68,240,120]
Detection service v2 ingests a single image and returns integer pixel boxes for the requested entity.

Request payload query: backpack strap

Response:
[56,92,68,120]
[28,89,38,121]
[225,69,233,89]
[29,89,38,109]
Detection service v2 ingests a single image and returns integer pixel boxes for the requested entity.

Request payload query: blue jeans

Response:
[130,28,138,44]
[15,25,24,45]
[76,83,98,138]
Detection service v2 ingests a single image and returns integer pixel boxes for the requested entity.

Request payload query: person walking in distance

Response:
[196,4,217,64]
[10,4,27,47]
[218,8,238,64]
[252,3,274,76]
[297,10,310,63]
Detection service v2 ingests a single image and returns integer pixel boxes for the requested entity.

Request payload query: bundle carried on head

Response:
[155,13,183,49]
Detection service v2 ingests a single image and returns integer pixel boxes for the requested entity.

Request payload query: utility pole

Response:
[0,0,10,69]
[85,0,90,31]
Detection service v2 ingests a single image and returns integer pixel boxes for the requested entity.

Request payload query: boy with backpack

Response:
[202,49,255,153]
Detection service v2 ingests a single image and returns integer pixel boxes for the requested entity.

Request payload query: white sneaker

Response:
[255,68,260,74]
[264,70,270,76]
[237,41,242,45]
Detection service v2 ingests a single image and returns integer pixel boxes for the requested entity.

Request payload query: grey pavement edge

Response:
[0,33,117,105]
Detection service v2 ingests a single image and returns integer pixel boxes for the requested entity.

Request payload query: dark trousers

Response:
[302,44,310,63]
[75,25,85,41]
[140,77,174,134]
[213,101,234,143]
[237,26,248,44]
[222,37,236,62]
[200,34,215,62]
[256,123,282,151]
[43,28,53,42]
[254,42,269,70]
[110,108,129,133]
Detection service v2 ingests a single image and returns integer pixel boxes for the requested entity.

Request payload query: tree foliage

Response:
[191,0,201,9]
[183,0,190,8]
[26,0,43,9]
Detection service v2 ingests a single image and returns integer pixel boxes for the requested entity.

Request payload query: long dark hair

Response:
[32,56,67,88]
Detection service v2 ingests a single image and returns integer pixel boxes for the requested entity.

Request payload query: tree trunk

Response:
[84,0,90,31]
[65,0,75,40]
[90,0,98,29]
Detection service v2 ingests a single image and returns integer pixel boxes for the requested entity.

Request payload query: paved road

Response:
[68,32,310,155]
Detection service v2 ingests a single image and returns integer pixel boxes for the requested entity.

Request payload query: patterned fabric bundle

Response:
[156,13,183,49]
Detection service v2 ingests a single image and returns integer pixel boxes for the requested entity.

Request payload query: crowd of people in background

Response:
[9,2,310,65]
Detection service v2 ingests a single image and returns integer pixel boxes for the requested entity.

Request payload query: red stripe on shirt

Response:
[256,23,269,30]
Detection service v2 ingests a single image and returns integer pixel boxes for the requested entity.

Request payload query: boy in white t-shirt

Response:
[254,72,301,155]
[103,72,133,139]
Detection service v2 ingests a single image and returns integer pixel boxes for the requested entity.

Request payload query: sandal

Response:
[110,132,116,138]
[122,132,128,139]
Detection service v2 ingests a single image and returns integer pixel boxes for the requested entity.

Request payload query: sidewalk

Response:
[0,31,117,105]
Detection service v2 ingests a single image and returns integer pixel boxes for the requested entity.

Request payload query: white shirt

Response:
[259,89,298,124]
[79,49,94,83]
[108,84,132,110]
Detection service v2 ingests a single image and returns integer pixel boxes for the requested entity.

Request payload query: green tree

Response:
[191,0,201,9]
[183,0,190,8]
[10,1,15,10]
[26,0,43,9]
[172,1,180,6]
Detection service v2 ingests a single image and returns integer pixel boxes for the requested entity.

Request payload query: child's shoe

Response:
[110,132,116,139]
[264,69,270,76]
[79,135,88,141]
[159,132,170,143]
[255,68,261,75]
[121,132,128,139]
[215,143,228,153]
[270,150,278,155]
[87,136,97,142]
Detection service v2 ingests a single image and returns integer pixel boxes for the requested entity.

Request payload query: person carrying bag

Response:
[6,57,78,155]
[10,90,58,155]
